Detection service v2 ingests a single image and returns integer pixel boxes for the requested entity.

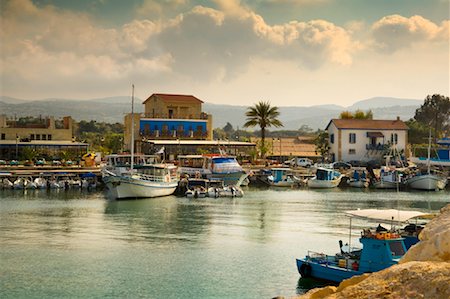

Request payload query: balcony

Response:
[140,130,208,140]
[366,144,385,151]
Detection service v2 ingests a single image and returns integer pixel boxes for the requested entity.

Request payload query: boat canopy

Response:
[345,209,434,223]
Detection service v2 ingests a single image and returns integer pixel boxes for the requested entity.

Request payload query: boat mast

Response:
[427,129,431,175]
[131,84,135,171]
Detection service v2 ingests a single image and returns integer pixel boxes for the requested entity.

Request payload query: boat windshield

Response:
[388,241,405,256]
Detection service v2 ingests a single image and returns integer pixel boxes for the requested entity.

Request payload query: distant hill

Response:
[0,96,421,130]
[348,97,422,110]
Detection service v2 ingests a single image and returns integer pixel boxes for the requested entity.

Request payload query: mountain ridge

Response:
[0,96,421,130]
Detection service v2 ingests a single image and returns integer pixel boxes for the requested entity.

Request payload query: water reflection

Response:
[103,197,212,244]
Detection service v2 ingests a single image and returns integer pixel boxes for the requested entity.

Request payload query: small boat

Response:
[372,166,402,189]
[185,178,208,198]
[267,168,301,187]
[207,180,244,198]
[48,177,62,189]
[13,177,28,189]
[307,167,342,188]
[178,155,248,186]
[296,229,407,283]
[34,177,47,189]
[1,178,14,189]
[348,170,368,188]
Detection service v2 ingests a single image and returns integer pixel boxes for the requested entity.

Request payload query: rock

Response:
[400,205,450,263]
[298,262,450,299]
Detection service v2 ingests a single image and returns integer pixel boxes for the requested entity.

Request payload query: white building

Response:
[325,118,409,163]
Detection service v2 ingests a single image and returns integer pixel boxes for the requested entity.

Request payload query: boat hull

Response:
[307,176,341,188]
[406,174,447,191]
[296,259,362,283]
[372,180,399,189]
[348,179,368,188]
[105,176,177,199]
[207,172,248,187]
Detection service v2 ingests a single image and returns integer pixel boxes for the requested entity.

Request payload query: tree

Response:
[354,109,373,119]
[405,119,429,145]
[314,130,330,159]
[414,94,450,138]
[339,110,373,119]
[243,101,283,158]
[339,111,353,119]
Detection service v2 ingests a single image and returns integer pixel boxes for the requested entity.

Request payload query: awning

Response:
[367,132,384,138]
[345,209,435,223]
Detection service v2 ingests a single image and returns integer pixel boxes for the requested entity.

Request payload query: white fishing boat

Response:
[406,173,447,191]
[307,167,342,188]
[178,155,248,186]
[102,85,179,199]
[406,132,447,191]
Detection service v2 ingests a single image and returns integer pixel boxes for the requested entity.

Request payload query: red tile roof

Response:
[326,119,408,130]
[143,93,204,105]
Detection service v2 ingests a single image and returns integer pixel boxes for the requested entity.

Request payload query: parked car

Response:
[9,160,19,166]
[331,161,352,170]
[52,160,62,166]
[348,160,368,167]
[284,157,313,168]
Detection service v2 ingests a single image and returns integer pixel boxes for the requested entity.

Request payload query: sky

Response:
[1,0,449,107]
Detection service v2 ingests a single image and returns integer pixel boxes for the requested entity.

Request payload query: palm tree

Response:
[244,101,283,158]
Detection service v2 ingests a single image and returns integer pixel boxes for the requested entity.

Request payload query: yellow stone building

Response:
[0,115,88,160]
[124,93,213,152]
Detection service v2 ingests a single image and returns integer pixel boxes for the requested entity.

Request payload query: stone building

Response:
[0,115,88,160]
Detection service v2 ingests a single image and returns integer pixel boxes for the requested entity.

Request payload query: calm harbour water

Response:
[1,187,449,299]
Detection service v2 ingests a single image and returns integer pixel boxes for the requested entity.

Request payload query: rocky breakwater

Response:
[296,204,450,299]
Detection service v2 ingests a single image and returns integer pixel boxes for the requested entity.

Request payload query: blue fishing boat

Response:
[296,229,407,283]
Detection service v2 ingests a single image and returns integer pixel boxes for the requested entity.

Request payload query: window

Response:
[349,149,356,155]
[1,133,5,140]
[36,134,41,140]
[30,134,35,140]
[349,133,356,144]
[168,109,174,119]
[391,133,398,144]
[47,134,52,140]
[330,133,334,144]
[42,134,47,140]
[389,241,405,256]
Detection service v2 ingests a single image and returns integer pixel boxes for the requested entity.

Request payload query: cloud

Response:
[371,15,448,52]
[136,0,189,19]
[0,0,448,101]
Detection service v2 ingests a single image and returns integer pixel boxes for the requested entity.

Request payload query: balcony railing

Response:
[143,113,210,120]
[366,144,385,151]
[140,131,208,140]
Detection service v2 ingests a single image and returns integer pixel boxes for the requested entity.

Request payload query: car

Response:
[348,160,368,167]
[52,160,62,166]
[284,157,313,168]
[9,160,19,166]
[331,161,352,170]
